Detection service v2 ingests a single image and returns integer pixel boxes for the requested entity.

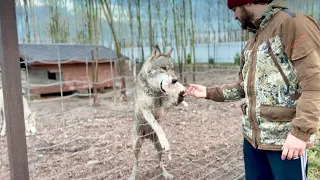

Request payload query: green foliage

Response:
[135,58,140,64]
[187,53,192,65]
[234,53,240,66]
[308,129,320,180]
[208,57,216,66]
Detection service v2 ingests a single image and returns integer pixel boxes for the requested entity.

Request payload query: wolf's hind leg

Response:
[153,134,173,180]
[129,136,143,180]
[0,110,6,136]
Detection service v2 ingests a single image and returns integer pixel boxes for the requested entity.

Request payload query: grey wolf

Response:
[0,88,36,136]
[184,0,320,179]
[129,45,186,180]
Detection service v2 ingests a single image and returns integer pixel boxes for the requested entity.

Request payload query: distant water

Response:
[122,41,247,64]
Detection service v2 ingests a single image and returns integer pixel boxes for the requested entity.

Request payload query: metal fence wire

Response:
[0,41,246,180]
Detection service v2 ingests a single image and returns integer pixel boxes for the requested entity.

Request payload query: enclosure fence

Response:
[0,42,246,180]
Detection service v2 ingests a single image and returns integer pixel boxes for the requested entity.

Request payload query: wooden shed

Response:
[18,43,129,96]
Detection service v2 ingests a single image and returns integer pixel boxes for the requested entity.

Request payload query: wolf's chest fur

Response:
[135,95,167,139]
[152,98,166,120]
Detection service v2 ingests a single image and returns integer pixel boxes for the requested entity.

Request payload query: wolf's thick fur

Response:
[0,88,36,136]
[129,46,186,180]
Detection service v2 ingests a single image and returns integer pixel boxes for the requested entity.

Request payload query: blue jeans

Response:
[243,138,308,180]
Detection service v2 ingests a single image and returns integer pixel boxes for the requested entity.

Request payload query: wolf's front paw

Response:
[128,175,136,180]
[158,134,170,151]
[163,172,174,180]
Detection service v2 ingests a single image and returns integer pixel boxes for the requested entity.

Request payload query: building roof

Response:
[19,43,130,65]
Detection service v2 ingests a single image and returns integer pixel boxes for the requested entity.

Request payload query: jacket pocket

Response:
[260,104,296,122]
[266,40,290,94]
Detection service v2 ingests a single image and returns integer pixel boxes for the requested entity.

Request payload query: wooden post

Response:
[91,49,98,106]
[0,0,30,179]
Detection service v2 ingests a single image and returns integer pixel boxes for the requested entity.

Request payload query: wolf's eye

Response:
[161,66,167,71]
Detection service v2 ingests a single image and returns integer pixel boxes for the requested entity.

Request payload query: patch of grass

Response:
[308,129,320,180]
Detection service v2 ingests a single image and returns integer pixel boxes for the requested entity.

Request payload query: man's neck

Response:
[251,4,268,23]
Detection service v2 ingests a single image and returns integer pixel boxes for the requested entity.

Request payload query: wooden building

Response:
[18,43,129,96]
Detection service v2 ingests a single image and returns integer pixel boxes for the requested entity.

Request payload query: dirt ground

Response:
[0,67,246,180]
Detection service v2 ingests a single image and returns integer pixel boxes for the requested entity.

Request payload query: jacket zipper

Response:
[248,31,260,149]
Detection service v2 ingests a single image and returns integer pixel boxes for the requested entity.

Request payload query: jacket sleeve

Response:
[281,14,320,142]
[205,53,246,102]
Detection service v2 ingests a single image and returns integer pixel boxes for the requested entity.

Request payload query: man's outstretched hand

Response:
[184,84,207,98]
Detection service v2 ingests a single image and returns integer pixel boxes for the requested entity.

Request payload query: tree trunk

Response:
[127,0,136,83]
[164,0,169,53]
[148,0,153,52]
[135,0,144,64]
[99,2,104,46]
[171,0,182,80]
[101,0,127,100]
[23,0,31,43]
[189,0,196,82]
[28,0,37,42]
[85,1,93,44]
[93,0,100,106]
[182,0,187,83]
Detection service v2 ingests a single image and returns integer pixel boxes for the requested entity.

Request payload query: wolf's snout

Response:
[172,79,178,84]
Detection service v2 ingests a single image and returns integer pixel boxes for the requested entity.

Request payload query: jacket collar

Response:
[252,1,288,30]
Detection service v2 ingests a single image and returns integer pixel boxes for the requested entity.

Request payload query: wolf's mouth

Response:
[160,81,166,92]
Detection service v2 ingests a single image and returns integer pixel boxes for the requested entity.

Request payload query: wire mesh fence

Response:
[0,43,245,180]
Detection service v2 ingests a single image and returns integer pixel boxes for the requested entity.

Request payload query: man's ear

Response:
[244,3,253,8]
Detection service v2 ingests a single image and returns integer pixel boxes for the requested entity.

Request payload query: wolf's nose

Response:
[172,79,178,84]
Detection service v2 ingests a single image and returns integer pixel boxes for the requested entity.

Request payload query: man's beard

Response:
[238,6,257,32]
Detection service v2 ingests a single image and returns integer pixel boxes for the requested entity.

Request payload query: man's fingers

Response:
[281,147,288,160]
[190,88,196,96]
[287,149,294,160]
[188,84,198,87]
[184,87,193,96]
[293,149,300,159]
[298,149,304,157]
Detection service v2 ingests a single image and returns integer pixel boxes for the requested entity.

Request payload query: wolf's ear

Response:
[166,47,174,57]
[152,45,161,58]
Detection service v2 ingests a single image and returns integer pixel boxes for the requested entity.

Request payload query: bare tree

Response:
[181,0,188,83]
[85,0,94,43]
[47,0,70,43]
[72,0,85,43]
[189,0,196,82]
[155,0,169,53]
[22,0,31,42]
[92,0,100,106]
[28,0,37,42]
[127,0,136,83]
[171,0,183,80]
[148,0,153,51]
[99,5,105,45]
[135,0,144,64]
[101,0,128,100]
[205,0,214,67]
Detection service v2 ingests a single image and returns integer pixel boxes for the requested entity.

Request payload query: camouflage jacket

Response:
[206,2,320,150]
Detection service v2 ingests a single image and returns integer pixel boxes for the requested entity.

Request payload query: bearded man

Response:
[184,0,320,179]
